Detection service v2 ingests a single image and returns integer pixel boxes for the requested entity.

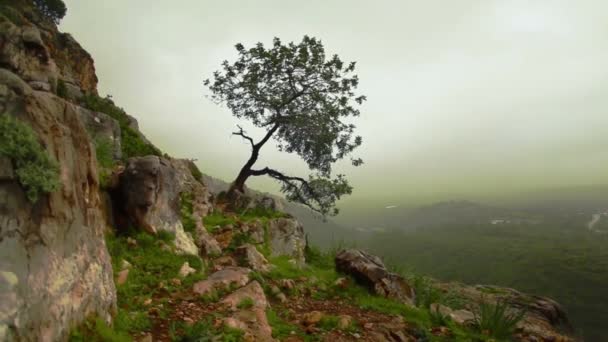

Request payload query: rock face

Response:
[0,75,116,341]
[77,109,122,160]
[267,218,306,265]
[235,244,271,273]
[335,249,415,306]
[192,267,251,296]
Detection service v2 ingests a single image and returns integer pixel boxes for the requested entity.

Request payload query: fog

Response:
[61,0,608,209]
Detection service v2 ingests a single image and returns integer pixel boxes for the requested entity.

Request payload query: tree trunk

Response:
[228,148,259,195]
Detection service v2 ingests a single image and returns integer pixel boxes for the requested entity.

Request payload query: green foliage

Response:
[472,300,525,339]
[0,115,60,203]
[33,0,66,24]
[69,318,131,342]
[180,192,196,234]
[0,4,26,25]
[82,95,161,159]
[202,211,237,232]
[429,306,451,327]
[94,137,114,188]
[205,36,366,216]
[409,275,443,309]
[236,297,254,309]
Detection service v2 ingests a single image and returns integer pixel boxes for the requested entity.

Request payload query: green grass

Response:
[94,137,114,188]
[236,297,254,309]
[472,300,525,340]
[0,115,60,203]
[170,318,244,342]
[69,318,131,342]
[101,231,206,336]
[203,211,237,232]
[266,308,311,341]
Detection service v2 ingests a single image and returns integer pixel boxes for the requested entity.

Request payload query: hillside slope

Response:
[0,2,579,341]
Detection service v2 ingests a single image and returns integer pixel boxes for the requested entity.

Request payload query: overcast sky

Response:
[61,0,608,205]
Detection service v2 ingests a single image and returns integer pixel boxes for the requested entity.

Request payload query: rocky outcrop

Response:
[436,283,574,341]
[115,156,213,255]
[267,217,306,265]
[235,244,271,273]
[335,249,415,306]
[0,75,116,340]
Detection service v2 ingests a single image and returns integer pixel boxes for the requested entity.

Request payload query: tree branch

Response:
[250,167,322,214]
[232,125,254,147]
[254,122,281,149]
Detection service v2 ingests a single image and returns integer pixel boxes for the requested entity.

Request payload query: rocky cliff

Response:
[0,2,580,342]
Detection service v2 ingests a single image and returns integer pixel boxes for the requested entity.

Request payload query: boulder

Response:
[235,244,271,273]
[192,267,251,296]
[116,156,207,255]
[0,77,115,340]
[267,218,306,265]
[335,249,415,305]
[221,281,274,341]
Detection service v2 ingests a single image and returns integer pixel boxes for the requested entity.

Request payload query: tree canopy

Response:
[32,0,66,24]
[205,36,366,216]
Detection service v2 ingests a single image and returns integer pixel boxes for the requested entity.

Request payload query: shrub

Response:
[0,115,60,203]
[236,297,254,309]
[472,300,525,339]
[33,0,66,24]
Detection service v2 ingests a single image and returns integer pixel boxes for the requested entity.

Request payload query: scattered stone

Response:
[179,262,196,278]
[302,311,324,326]
[120,259,132,270]
[363,322,374,330]
[338,315,353,330]
[117,269,129,285]
[334,277,349,289]
[192,267,251,296]
[276,293,288,303]
[127,237,138,247]
[279,279,296,291]
[221,281,273,341]
[138,334,153,342]
[235,244,272,273]
[143,298,152,306]
[270,285,282,295]
[170,278,182,286]
[335,249,415,305]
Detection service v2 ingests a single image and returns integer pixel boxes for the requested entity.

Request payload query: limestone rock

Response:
[221,280,268,310]
[335,249,415,305]
[77,108,122,160]
[0,83,116,340]
[221,281,274,341]
[192,267,251,296]
[267,218,306,265]
[235,244,271,273]
[178,262,196,278]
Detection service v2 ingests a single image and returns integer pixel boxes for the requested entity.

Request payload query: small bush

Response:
[69,317,131,342]
[180,192,196,234]
[0,115,60,203]
[472,300,525,339]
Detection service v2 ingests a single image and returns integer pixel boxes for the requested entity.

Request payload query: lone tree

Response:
[204,36,366,216]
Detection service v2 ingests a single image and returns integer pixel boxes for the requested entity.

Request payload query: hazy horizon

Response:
[60,0,608,209]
